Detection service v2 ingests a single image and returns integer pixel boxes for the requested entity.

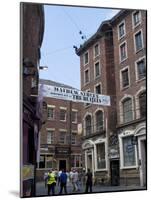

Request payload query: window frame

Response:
[132,10,142,29]
[46,129,55,144]
[133,29,144,53]
[59,108,67,122]
[120,66,130,90]
[135,56,146,81]
[118,20,126,40]
[83,51,89,66]
[119,41,128,63]
[94,60,101,79]
[119,131,138,169]
[93,43,100,58]
[47,105,55,120]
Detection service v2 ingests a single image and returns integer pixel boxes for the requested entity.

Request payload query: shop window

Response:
[123,136,136,167]
[96,143,106,169]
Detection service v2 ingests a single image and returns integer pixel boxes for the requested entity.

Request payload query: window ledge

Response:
[136,77,146,83]
[120,57,128,64]
[135,47,144,54]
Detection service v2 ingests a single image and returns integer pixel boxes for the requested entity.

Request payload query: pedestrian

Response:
[57,169,62,186]
[71,169,78,192]
[47,169,56,196]
[59,169,68,195]
[66,170,70,187]
[85,168,93,193]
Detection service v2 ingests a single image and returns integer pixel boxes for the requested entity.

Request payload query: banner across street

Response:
[40,84,110,106]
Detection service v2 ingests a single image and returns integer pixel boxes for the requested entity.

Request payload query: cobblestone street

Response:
[36,181,146,197]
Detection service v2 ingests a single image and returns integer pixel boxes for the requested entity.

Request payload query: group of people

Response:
[44,168,93,196]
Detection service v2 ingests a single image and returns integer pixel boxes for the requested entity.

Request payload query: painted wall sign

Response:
[40,84,110,106]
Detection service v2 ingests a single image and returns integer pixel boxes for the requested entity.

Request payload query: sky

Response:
[40,4,120,89]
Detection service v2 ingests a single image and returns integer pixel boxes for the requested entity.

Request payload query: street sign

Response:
[40,84,110,106]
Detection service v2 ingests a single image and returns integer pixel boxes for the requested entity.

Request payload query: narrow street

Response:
[36,181,145,196]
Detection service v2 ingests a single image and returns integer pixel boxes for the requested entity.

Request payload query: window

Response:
[118,21,125,39]
[120,42,127,62]
[84,52,89,65]
[133,11,141,27]
[71,155,82,168]
[95,84,101,94]
[95,62,100,78]
[47,130,54,144]
[47,107,54,120]
[136,58,146,80]
[60,109,66,121]
[139,92,146,118]
[39,155,45,168]
[96,143,106,169]
[85,90,90,107]
[59,131,66,144]
[85,115,91,136]
[123,98,133,123]
[94,43,99,57]
[46,155,53,168]
[123,136,136,167]
[135,31,143,52]
[72,111,77,123]
[121,68,129,88]
[95,110,103,131]
[84,69,89,84]
[71,134,76,144]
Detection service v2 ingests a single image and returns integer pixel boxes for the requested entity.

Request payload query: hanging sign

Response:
[41,84,110,106]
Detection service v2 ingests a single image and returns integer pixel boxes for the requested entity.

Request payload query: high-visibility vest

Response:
[47,172,56,185]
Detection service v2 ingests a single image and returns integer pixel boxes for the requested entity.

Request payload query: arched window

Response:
[139,92,146,118]
[122,98,133,123]
[85,115,91,136]
[95,110,103,131]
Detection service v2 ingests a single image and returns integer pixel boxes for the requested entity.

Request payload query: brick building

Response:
[21,3,44,197]
[36,79,83,180]
[76,9,146,187]
[111,10,146,186]
[76,21,117,185]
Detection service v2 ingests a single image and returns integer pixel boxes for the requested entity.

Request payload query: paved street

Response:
[36,181,146,196]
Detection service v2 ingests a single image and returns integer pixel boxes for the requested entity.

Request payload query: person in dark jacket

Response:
[85,168,93,193]
[59,169,68,194]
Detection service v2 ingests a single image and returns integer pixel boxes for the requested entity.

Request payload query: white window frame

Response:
[120,66,130,90]
[135,56,146,81]
[83,51,89,66]
[135,87,146,119]
[132,10,142,29]
[72,109,78,124]
[59,130,67,144]
[93,42,100,58]
[47,105,55,120]
[60,107,67,122]
[133,29,144,53]
[118,20,126,40]
[94,60,101,79]
[94,82,102,94]
[119,94,135,124]
[83,112,92,136]
[84,67,90,85]
[119,130,138,169]
[119,40,128,63]
[94,108,104,132]
[46,128,55,144]
[94,138,108,171]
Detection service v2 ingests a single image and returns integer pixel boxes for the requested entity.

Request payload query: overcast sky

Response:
[40,4,120,89]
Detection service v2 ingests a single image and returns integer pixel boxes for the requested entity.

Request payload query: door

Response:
[59,160,66,171]
[110,160,120,186]
[87,154,92,171]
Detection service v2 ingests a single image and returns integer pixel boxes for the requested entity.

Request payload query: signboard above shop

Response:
[40,84,110,106]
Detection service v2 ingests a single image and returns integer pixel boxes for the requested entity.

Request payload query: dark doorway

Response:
[59,160,66,170]
[110,160,120,186]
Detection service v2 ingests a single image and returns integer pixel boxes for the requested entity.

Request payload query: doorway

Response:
[59,160,66,170]
[110,160,120,186]
[139,139,146,186]
[87,154,92,171]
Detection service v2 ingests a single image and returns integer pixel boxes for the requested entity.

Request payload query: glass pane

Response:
[123,136,136,166]
[123,98,133,123]
[96,143,106,169]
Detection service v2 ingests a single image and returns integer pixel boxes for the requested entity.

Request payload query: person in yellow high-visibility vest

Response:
[47,169,56,195]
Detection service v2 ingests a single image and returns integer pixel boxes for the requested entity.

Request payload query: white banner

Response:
[41,84,110,106]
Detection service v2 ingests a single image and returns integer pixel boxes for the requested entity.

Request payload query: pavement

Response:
[36,181,146,197]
